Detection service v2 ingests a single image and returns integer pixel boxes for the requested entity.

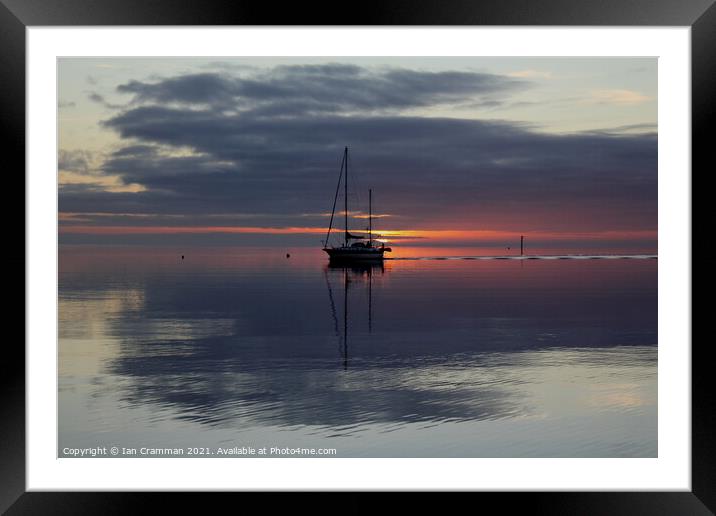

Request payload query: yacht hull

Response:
[324,247,385,261]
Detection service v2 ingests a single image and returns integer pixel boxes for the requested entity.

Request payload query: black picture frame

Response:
[5,0,711,512]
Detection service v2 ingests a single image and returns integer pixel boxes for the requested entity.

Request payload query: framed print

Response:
[6,0,712,512]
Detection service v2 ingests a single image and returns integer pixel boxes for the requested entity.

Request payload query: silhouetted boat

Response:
[323,147,392,262]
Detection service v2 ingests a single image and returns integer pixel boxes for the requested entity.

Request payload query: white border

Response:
[27,27,691,490]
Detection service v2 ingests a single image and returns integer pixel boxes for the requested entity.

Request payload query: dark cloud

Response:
[115,65,527,115]
[119,73,239,106]
[59,149,92,174]
[587,122,658,135]
[110,144,157,158]
[88,92,124,109]
[59,65,657,240]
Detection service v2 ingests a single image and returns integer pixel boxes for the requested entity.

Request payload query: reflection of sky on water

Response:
[58,246,657,457]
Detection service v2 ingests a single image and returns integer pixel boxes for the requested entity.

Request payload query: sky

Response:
[58,57,657,250]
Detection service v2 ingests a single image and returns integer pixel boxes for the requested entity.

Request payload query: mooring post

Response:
[520,236,524,256]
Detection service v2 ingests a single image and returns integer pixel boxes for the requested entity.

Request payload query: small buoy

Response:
[286,253,290,258]
[181,255,184,260]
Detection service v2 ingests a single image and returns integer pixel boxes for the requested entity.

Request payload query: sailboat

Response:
[323,147,392,262]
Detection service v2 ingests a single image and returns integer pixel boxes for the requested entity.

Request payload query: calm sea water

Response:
[58,246,657,457]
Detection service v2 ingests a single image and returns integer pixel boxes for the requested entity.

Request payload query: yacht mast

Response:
[324,150,345,249]
[369,189,372,245]
[344,146,348,247]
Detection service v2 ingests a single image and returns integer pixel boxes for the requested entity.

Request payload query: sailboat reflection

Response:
[324,261,386,370]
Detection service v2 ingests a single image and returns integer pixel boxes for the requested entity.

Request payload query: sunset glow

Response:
[58,223,656,246]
